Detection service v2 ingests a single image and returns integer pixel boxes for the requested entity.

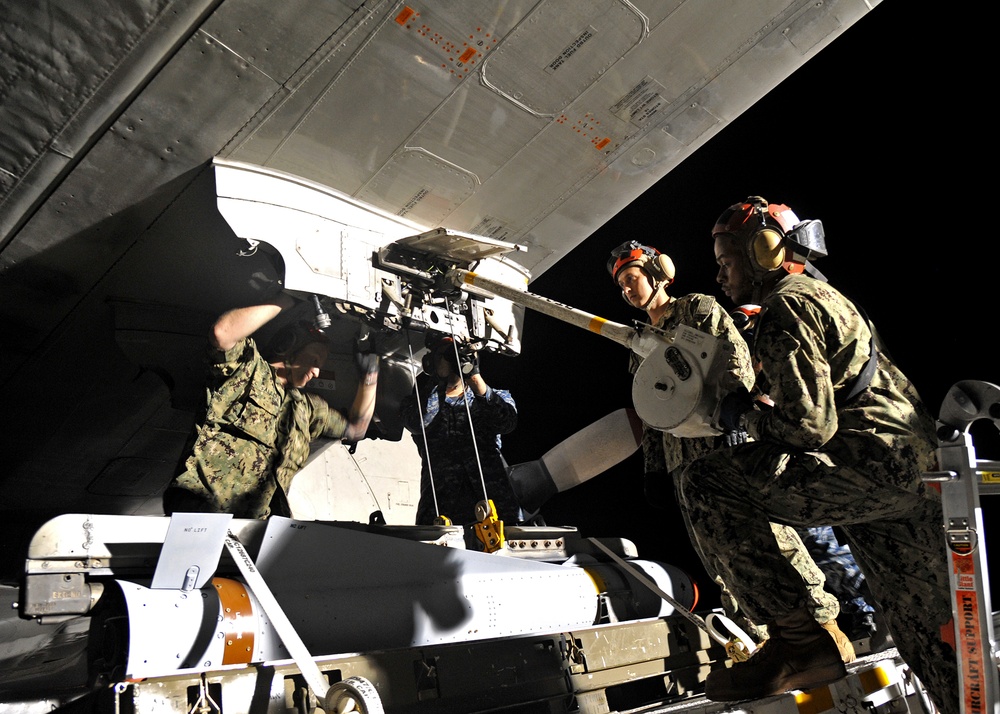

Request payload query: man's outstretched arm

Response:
[211,293,296,351]
[342,350,379,442]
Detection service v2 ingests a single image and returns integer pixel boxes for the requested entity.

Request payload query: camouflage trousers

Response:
[731,523,839,638]
[681,442,958,714]
[670,477,838,638]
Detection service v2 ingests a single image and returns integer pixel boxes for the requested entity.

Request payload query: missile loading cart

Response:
[11,510,941,714]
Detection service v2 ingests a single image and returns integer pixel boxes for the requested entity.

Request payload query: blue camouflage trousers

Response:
[798,525,877,639]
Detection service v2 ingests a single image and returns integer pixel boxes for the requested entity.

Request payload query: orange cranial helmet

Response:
[712,196,827,276]
[607,241,676,285]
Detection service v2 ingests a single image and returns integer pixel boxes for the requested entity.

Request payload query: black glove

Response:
[354,338,379,379]
[722,427,748,447]
[460,349,480,378]
[356,351,379,376]
[719,387,754,447]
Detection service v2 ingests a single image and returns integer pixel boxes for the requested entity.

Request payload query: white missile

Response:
[89,517,695,681]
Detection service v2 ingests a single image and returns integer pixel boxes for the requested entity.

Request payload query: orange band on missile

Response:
[588,316,607,333]
[213,577,255,665]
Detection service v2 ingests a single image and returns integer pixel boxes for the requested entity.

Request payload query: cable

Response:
[444,297,489,506]
[406,337,442,521]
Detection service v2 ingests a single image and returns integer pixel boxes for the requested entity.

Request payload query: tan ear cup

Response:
[650,253,676,284]
[751,228,785,270]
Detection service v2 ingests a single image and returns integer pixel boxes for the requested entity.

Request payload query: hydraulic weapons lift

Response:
[926,380,1000,714]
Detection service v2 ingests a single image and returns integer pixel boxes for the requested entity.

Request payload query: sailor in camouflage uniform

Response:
[400,335,520,527]
[164,293,379,519]
[730,307,882,651]
[609,241,853,660]
[687,197,956,712]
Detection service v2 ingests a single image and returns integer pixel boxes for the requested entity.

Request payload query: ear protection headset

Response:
[712,196,804,273]
[714,196,832,283]
[421,337,449,375]
[607,241,676,305]
[646,251,676,283]
[421,335,475,377]
[749,224,786,272]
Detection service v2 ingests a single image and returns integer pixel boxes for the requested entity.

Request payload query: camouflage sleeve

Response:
[399,391,420,434]
[202,338,283,433]
[630,335,687,474]
[307,393,349,440]
[628,350,664,473]
[640,424,667,473]
[679,295,755,392]
[206,337,256,382]
[712,308,756,393]
[747,295,838,449]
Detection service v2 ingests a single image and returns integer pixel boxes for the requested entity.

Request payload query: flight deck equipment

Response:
[924,380,1000,714]
[588,537,757,664]
[473,498,505,551]
[378,227,744,538]
[377,228,751,439]
[19,512,941,714]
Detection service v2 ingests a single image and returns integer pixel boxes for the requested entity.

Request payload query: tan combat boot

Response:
[820,619,856,663]
[705,607,848,701]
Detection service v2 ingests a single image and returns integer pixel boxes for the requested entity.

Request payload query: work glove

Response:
[356,351,379,376]
[460,349,480,378]
[354,336,380,381]
[719,386,754,447]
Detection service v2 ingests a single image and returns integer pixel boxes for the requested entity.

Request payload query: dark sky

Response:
[488,2,998,609]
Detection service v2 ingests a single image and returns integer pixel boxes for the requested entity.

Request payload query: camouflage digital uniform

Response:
[680,274,957,714]
[634,293,839,630]
[169,337,348,519]
[400,373,519,525]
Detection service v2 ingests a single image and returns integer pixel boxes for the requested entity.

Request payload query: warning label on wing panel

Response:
[545,26,597,74]
[470,216,512,241]
[611,76,668,128]
[396,187,430,217]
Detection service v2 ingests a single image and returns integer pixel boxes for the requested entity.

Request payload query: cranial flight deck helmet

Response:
[711,196,828,283]
[607,241,676,310]
[266,320,330,362]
